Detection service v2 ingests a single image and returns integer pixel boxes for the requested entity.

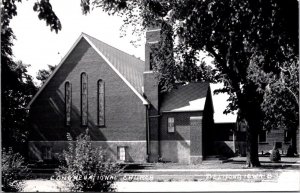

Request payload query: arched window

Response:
[81,73,88,126]
[65,81,71,126]
[149,53,153,70]
[98,80,105,126]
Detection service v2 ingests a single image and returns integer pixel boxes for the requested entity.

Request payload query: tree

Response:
[260,60,298,155]
[1,0,62,90]
[36,64,56,86]
[2,61,37,152]
[1,0,62,152]
[82,0,298,167]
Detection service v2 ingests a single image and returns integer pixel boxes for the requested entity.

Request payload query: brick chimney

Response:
[144,25,161,162]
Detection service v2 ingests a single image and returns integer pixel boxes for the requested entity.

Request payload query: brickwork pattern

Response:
[29,38,146,142]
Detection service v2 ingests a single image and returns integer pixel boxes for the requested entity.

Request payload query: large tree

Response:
[2,61,37,152]
[256,60,299,155]
[83,0,298,167]
[1,0,62,151]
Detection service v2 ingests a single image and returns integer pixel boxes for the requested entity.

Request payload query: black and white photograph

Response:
[1,0,299,192]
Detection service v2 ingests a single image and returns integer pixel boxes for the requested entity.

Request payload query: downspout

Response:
[148,114,161,159]
[145,104,150,156]
[158,114,161,159]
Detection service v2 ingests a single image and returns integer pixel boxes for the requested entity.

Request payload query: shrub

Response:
[54,130,122,192]
[269,147,281,162]
[2,148,29,192]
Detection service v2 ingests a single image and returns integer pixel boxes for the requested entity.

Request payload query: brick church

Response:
[27,27,298,164]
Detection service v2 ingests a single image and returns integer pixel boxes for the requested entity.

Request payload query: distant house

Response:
[211,86,299,157]
[27,27,298,164]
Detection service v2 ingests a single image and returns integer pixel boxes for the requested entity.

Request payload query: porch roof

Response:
[160,82,209,112]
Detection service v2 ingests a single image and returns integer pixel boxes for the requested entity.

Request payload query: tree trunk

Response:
[291,129,298,155]
[245,119,261,167]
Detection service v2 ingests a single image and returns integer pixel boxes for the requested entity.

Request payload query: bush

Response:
[269,148,281,162]
[2,148,29,192]
[54,130,122,192]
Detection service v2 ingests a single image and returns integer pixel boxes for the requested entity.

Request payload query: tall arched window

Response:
[65,81,71,126]
[98,80,105,126]
[81,73,88,126]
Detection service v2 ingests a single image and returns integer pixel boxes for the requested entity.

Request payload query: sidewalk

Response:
[21,170,300,192]
[115,170,300,192]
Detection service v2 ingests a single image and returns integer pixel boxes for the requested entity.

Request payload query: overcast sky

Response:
[10,0,145,82]
[10,0,236,122]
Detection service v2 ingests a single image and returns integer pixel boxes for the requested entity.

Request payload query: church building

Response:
[26,26,298,164]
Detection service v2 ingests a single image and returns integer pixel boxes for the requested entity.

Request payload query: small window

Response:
[284,130,290,143]
[65,82,71,126]
[117,146,126,161]
[258,130,267,143]
[98,80,105,126]
[168,117,175,133]
[42,146,52,160]
[238,119,247,132]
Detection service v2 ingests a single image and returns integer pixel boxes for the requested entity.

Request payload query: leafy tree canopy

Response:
[2,61,37,151]
[36,64,56,86]
[81,0,298,166]
[1,0,62,151]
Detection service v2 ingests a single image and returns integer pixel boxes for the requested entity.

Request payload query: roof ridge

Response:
[82,32,144,62]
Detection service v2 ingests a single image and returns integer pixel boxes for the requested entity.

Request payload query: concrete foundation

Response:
[28,140,147,162]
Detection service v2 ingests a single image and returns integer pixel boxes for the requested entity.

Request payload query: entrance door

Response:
[202,117,216,156]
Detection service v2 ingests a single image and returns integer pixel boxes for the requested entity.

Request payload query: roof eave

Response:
[82,34,149,105]
[162,109,204,113]
[26,33,149,109]
[26,33,86,109]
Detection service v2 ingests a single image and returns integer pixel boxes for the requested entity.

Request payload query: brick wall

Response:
[29,38,147,160]
[160,112,202,141]
[29,141,147,162]
[159,112,202,163]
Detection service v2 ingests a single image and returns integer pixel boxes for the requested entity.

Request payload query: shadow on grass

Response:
[231,160,297,164]
[121,163,155,173]
[229,160,300,170]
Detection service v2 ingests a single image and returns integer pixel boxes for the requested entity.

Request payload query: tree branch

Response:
[286,86,299,105]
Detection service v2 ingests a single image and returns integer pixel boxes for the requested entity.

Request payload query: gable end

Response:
[27,33,148,109]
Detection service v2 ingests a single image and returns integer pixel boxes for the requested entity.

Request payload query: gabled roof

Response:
[27,33,148,108]
[160,82,210,112]
[84,33,144,94]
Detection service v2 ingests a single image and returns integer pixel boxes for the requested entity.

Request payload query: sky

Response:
[10,0,236,122]
[10,0,145,82]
